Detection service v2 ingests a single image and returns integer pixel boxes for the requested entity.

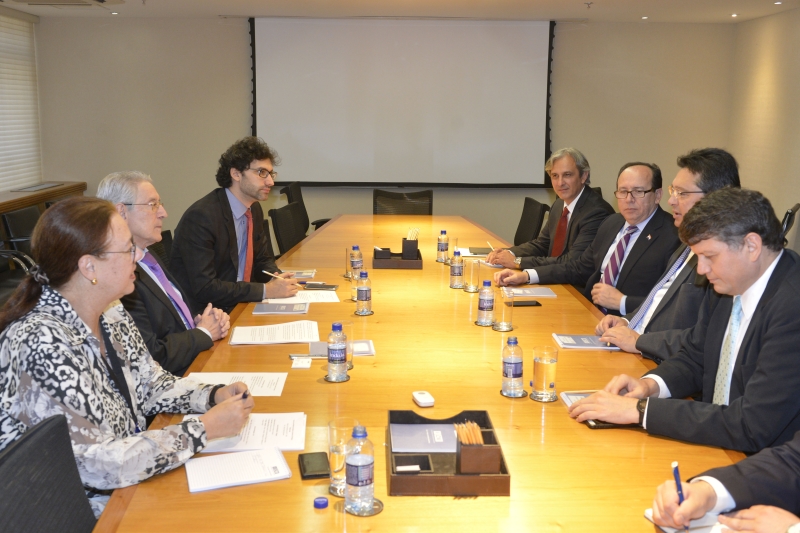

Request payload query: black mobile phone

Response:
[506,300,542,307]
[298,452,331,479]
[303,284,339,290]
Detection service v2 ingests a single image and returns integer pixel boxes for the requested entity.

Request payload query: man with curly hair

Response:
[170,137,299,312]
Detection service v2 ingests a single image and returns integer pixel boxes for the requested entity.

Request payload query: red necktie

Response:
[243,209,254,282]
[550,207,569,257]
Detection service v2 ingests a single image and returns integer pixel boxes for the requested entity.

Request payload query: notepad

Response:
[552,333,621,350]
[282,269,316,279]
[644,508,722,533]
[185,448,291,493]
[390,424,458,453]
[265,292,340,304]
[187,372,287,396]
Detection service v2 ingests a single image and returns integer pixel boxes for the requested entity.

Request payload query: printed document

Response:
[230,320,320,344]
[185,448,291,493]
[187,372,288,396]
[191,412,307,453]
[552,332,621,351]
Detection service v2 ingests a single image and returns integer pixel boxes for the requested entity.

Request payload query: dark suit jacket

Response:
[170,188,279,312]
[645,249,800,453]
[120,255,213,377]
[701,429,800,513]
[631,245,718,362]
[534,206,680,315]
[508,186,615,269]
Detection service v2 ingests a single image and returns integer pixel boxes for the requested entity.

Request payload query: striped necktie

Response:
[628,246,692,331]
[140,252,195,330]
[713,296,743,405]
[600,225,639,287]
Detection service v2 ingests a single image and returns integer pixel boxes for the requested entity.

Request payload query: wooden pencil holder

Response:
[456,430,502,474]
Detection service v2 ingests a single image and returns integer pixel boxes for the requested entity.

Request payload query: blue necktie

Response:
[628,246,692,331]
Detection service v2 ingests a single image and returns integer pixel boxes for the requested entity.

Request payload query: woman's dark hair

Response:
[215,137,280,188]
[0,197,117,332]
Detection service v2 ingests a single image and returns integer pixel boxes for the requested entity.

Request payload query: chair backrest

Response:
[2,205,41,256]
[268,202,308,255]
[373,189,433,215]
[514,197,551,246]
[148,230,173,268]
[280,182,310,233]
[0,415,96,533]
[591,186,603,199]
[782,203,800,239]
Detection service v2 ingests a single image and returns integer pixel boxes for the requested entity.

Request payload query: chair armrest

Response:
[311,218,331,230]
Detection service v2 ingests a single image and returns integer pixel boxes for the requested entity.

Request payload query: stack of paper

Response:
[187,372,288,396]
[190,412,307,453]
[266,292,340,304]
[185,448,291,493]
[253,302,310,315]
[229,320,320,345]
[511,287,557,298]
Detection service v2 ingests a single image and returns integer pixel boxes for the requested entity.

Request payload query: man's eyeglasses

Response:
[668,185,705,199]
[613,188,655,199]
[246,167,278,180]
[100,242,138,264]
[123,200,164,212]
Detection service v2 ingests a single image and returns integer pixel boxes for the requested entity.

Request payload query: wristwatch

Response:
[514,257,522,268]
[636,398,648,427]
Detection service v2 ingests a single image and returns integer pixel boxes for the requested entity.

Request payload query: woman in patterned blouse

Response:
[0,197,255,517]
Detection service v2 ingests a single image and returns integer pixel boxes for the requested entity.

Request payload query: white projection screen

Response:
[254,18,552,187]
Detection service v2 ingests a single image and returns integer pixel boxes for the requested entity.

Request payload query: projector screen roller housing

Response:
[254,18,552,187]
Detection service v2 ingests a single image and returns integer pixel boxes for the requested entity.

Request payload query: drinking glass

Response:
[328,417,359,496]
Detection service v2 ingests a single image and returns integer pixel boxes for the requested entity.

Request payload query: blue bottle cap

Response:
[483,280,491,287]
[453,251,460,256]
[440,230,446,234]
[332,322,342,331]
[314,497,329,509]
[360,270,368,278]
[353,245,360,250]
[507,336,518,345]
[352,425,367,438]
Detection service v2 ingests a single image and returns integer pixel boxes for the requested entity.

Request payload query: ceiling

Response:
[1,0,797,23]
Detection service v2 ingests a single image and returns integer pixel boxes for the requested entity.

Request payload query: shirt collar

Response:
[622,206,658,233]
[225,187,249,220]
[739,250,784,320]
[564,186,585,214]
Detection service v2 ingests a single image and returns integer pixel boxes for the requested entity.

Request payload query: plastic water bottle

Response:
[449,251,464,288]
[436,230,449,263]
[355,270,372,315]
[345,425,374,515]
[501,336,524,397]
[327,322,347,382]
[476,280,494,326]
[350,245,363,279]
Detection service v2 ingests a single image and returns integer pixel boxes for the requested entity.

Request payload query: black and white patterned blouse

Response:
[0,285,216,517]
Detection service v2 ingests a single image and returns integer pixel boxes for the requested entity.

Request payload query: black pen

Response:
[242,390,250,400]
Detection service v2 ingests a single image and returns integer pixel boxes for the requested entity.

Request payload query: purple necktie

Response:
[600,225,639,287]
[140,251,195,330]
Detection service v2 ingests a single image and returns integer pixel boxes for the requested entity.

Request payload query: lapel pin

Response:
[646,234,652,240]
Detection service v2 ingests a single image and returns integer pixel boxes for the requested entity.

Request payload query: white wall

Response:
[34,14,796,247]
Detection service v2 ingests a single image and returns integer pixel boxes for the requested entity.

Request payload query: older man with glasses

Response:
[496,161,680,316]
[170,137,299,313]
[98,171,230,376]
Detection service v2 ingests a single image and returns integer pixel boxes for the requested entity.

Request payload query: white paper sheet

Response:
[644,508,722,533]
[353,340,376,356]
[266,292,340,303]
[188,372,288,396]
[230,321,320,345]
[291,358,313,369]
[191,413,307,453]
[185,448,291,493]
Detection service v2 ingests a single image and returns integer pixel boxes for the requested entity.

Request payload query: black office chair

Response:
[781,203,800,239]
[268,202,308,256]
[280,182,330,231]
[0,415,97,533]
[0,247,34,307]
[373,189,433,215]
[513,197,550,246]
[2,205,41,256]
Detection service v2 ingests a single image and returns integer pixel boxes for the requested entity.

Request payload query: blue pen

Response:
[242,390,250,400]
[299,281,325,285]
[672,461,689,532]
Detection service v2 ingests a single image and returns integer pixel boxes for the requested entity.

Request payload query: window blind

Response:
[0,14,42,192]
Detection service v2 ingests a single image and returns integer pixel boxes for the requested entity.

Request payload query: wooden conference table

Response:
[97,215,741,533]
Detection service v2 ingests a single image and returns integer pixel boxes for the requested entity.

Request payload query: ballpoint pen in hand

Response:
[672,461,689,532]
